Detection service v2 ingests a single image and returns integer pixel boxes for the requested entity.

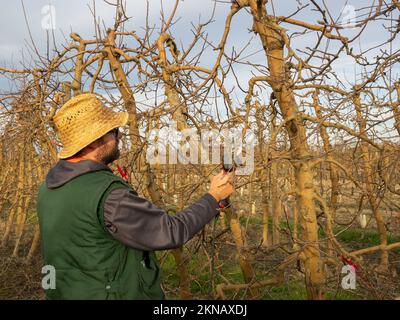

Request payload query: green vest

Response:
[37,169,164,300]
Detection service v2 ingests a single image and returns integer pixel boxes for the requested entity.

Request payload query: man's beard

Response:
[98,143,120,165]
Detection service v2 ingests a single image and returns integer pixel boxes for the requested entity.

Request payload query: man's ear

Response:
[84,140,99,152]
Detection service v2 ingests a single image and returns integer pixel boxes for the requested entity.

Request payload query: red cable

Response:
[116,164,129,181]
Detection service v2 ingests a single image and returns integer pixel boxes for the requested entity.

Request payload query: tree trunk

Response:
[392,82,400,136]
[224,206,259,298]
[312,90,339,258]
[13,149,33,257]
[353,91,389,271]
[248,0,325,299]
[1,148,25,247]
[270,107,281,245]
[171,248,191,299]
[255,102,269,247]
[26,157,45,262]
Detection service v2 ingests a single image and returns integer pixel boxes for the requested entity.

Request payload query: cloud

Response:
[0,0,397,95]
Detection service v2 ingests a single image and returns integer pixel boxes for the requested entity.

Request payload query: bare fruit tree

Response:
[0,0,399,300]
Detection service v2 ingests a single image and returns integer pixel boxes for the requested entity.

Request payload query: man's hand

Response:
[208,170,235,203]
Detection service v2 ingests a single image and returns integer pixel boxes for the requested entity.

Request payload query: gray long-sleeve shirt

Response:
[45,159,219,251]
[103,189,218,251]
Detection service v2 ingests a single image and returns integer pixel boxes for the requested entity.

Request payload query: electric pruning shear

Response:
[218,155,241,209]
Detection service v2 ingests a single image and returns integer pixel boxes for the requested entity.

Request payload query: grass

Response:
[1,207,398,300]
[335,228,400,245]
[158,213,400,300]
[160,251,369,300]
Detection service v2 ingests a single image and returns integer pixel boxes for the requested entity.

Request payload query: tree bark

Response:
[312,90,339,258]
[224,206,259,298]
[248,0,325,299]
[353,91,389,271]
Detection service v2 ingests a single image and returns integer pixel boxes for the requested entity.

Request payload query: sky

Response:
[0,0,399,133]
[1,1,398,82]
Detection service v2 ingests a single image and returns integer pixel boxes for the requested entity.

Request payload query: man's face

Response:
[96,128,121,165]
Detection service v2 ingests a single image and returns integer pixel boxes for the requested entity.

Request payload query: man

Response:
[37,93,234,300]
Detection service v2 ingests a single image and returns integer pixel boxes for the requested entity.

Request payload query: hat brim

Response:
[58,111,129,159]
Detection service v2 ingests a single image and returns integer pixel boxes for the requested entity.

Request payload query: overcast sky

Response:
[0,0,398,103]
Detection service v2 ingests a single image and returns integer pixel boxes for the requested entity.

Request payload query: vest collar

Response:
[46,159,112,188]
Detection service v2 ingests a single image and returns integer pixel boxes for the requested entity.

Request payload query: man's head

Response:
[74,127,122,165]
[53,93,128,164]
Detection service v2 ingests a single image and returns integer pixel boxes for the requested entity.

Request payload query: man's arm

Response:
[103,189,219,251]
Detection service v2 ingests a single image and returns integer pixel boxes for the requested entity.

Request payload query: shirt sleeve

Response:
[103,188,220,251]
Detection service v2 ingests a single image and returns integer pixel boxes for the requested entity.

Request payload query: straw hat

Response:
[53,93,129,159]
